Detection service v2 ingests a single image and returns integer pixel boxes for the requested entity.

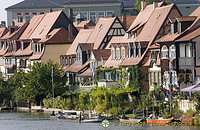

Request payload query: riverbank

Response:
[17,106,82,115]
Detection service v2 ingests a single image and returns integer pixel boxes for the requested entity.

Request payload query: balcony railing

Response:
[179,57,194,66]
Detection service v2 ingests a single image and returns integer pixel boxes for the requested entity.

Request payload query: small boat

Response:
[120,118,144,123]
[57,112,79,121]
[81,118,102,123]
[146,117,174,124]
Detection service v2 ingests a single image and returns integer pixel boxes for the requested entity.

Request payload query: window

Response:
[106,11,114,17]
[161,45,168,59]
[35,45,37,53]
[60,57,63,66]
[17,17,23,22]
[25,12,29,15]
[111,46,115,60]
[169,45,176,60]
[186,43,192,57]
[121,46,125,59]
[73,12,78,22]
[21,42,24,50]
[128,44,132,58]
[90,11,96,22]
[31,41,34,50]
[128,33,131,39]
[17,13,22,15]
[32,12,37,15]
[40,12,45,14]
[80,12,88,21]
[116,47,120,59]
[63,57,66,66]
[180,44,185,57]
[25,16,31,22]
[98,11,105,17]
[138,42,141,57]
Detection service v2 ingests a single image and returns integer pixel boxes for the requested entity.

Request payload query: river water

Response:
[0,111,200,130]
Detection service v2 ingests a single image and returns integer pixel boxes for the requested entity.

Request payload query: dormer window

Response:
[138,42,141,57]
[128,44,131,58]
[111,46,115,60]
[31,41,34,50]
[128,32,131,39]
[133,43,136,58]
[21,42,24,50]
[161,45,168,59]
[169,45,176,60]
[133,32,137,39]
[121,46,125,59]
[116,47,120,60]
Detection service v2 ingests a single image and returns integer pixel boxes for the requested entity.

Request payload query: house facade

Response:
[5,0,67,26]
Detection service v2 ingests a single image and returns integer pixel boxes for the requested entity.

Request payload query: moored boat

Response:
[146,117,174,124]
[81,118,102,123]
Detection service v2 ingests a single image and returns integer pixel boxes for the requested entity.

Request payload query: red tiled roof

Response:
[73,20,96,30]
[20,14,45,40]
[127,2,163,32]
[176,16,196,22]
[136,4,175,45]
[39,28,71,44]
[143,54,151,67]
[0,27,9,38]
[156,33,180,43]
[78,68,92,76]
[66,29,93,55]
[104,56,124,68]
[92,49,111,61]
[29,48,44,60]
[4,51,15,57]
[63,61,89,72]
[177,27,200,42]
[0,45,8,56]
[0,22,28,40]
[87,17,116,49]
[78,43,94,52]
[14,44,33,56]
[29,11,62,39]
[149,44,160,49]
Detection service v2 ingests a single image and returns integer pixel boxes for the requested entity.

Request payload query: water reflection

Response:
[0,111,200,130]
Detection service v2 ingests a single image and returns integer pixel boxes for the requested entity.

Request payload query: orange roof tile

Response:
[20,15,45,40]
[29,48,44,60]
[127,2,163,32]
[104,56,124,68]
[66,29,93,55]
[0,45,8,56]
[14,44,33,56]
[177,27,200,42]
[39,28,71,44]
[0,27,9,38]
[63,61,89,72]
[156,33,180,43]
[30,11,62,39]
[0,22,28,40]
[176,16,196,22]
[87,17,116,49]
[92,49,111,61]
[78,68,92,76]
[136,4,175,45]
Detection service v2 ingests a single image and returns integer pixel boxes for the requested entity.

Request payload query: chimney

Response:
[153,2,158,10]
[49,8,53,12]
[12,21,15,26]
[69,8,73,23]
[83,24,88,29]
[122,15,127,29]
[141,1,146,11]
[68,25,73,41]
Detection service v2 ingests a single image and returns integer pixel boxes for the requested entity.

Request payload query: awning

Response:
[181,84,200,97]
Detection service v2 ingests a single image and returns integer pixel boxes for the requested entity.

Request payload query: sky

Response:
[0,0,24,22]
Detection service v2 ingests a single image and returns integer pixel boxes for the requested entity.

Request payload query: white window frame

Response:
[106,11,114,17]
[161,45,169,59]
[98,11,105,17]
[169,45,176,60]
[111,46,115,60]
[80,11,88,21]
[121,46,125,59]
[89,11,96,22]
[116,47,120,60]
